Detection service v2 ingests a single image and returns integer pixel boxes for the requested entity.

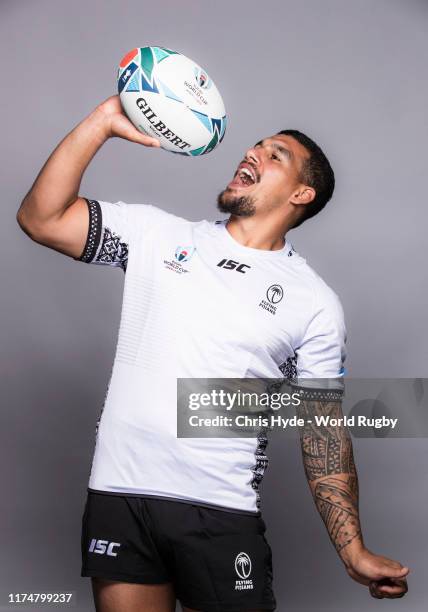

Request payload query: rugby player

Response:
[17,95,409,611]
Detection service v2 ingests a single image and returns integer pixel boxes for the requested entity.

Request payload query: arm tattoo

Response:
[296,398,362,554]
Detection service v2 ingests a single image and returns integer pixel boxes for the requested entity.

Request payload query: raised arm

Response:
[16,95,160,259]
[295,396,409,599]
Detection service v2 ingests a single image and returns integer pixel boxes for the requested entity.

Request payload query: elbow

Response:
[16,206,28,232]
[16,203,41,241]
[16,206,32,237]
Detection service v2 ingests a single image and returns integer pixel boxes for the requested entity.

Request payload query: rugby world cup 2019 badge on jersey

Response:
[164,246,196,274]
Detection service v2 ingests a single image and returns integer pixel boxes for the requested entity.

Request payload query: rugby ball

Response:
[117,46,227,155]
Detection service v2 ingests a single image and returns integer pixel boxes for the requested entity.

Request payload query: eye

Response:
[271,153,280,161]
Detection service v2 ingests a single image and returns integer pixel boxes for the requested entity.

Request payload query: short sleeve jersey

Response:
[75,198,347,514]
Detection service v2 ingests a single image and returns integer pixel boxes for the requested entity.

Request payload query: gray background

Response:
[1,0,427,610]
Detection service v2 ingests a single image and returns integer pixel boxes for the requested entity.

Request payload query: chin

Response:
[216,188,256,217]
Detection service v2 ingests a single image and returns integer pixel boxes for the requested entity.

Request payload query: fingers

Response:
[124,123,160,147]
[369,581,384,599]
[130,124,161,147]
[381,562,409,579]
[347,550,409,599]
[138,135,161,147]
[369,578,408,599]
[113,115,161,147]
[372,557,410,580]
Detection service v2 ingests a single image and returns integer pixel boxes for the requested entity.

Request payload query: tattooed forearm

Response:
[314,475,361,552]
[296,398,362,555]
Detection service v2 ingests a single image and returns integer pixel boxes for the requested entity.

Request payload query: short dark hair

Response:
[277,129,335,228]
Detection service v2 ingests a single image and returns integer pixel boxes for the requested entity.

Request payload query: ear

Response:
[290,186,316,206]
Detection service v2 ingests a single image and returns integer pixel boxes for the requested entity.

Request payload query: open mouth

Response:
[228,165,257,189]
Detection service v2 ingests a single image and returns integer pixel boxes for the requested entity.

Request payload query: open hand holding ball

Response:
[95,95,161,147]
[117,46,227,155]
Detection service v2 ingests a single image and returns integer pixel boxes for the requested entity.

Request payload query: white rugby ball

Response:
[117,46,227,155]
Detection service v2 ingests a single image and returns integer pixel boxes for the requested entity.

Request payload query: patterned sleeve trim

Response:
[75,199,102,263]
[95,226,129,271]
[291,387,344,402]
[279,355,298,380]
[279,355,344,401]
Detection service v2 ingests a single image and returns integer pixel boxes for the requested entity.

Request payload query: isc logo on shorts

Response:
[88,538,121,557]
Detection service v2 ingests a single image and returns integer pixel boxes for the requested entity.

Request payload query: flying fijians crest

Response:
[234,552,253,590]
[259,284,285,315]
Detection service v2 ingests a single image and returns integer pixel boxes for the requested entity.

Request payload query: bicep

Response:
[56,196,90,259]
[24,196,90,260]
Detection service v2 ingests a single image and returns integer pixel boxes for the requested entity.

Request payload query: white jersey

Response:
[75,199,346,514]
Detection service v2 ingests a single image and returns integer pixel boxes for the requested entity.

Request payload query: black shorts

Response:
[81,491,276,611]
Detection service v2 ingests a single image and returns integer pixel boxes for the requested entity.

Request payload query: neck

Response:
[225,212,293,251]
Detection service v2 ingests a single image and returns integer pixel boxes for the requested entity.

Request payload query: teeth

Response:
[239,168,255,182]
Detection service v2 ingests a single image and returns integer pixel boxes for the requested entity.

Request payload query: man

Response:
[17,95,409,611]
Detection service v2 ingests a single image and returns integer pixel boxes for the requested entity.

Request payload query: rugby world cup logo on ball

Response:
[117,46,227,156]
[194,65,212,89]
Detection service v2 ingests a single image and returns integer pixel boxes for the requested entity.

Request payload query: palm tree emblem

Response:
[266,284,284,304]
[235,552,252,579]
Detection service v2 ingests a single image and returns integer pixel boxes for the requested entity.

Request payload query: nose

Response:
[244,145,259,166]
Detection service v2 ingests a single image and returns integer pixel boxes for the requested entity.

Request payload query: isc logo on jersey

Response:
[88,538,121,557]
[217,258,251,273]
